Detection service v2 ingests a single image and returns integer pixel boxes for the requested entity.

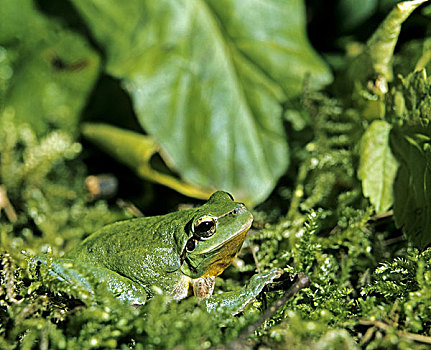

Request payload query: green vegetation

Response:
[1,0,431,348]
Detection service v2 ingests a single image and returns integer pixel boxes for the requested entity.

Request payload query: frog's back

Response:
[65,213,190,292]
[66,215,178,264]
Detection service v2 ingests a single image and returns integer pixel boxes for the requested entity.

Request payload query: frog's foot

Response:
[242,267,284,298]
[33,255,148,305]
[202,267,286,315]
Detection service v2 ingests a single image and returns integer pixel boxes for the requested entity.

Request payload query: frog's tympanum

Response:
[36,191,283,315]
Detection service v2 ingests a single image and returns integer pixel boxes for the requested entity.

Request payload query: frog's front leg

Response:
[200,268,285,315]
[33,256,148,305]
[192,276,216,299]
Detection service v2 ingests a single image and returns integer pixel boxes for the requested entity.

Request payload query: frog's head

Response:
[178,191,253,279]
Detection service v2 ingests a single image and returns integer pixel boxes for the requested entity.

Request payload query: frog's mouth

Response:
[200,217,252,254]
[197,217,252,278]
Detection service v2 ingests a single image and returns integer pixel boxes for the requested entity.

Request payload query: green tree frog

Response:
[35,191,283,315]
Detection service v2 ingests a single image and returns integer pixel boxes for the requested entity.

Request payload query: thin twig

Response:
[0,185,17,222]
[371,209,393,221]
[227,273,312,350]
[359,319,431,345]
[358,326,376,347]
[286,163,308,221]
[248,241,261,274]
[383,235,405,246]
[116,199,144,218]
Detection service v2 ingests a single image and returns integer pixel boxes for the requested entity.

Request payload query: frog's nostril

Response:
[233,205,246,214]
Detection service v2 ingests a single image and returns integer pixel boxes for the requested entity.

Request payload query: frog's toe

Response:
[265,271,312,292]
[246,268,281,294]
[269,267,284,279]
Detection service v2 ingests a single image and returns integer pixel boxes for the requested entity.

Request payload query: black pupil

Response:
[196,221,214,234]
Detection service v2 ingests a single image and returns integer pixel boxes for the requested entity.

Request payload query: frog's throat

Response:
[199,225,251,278]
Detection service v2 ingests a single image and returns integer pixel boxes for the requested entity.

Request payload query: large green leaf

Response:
[391,125,431,247]
[0,0,100,136]
[70,0,332,205]
[358,120,398,214]
[387,71,431,247]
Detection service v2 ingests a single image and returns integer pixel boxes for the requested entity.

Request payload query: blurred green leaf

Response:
[358,120,398,214]
[366,0,429,80]
[336,0,379,31]
[335,0,404,32]
[70,0,332,205]
[0,0,100,136]
[348,0,428,93]
[385,70,431,247]
[391,124,431,248]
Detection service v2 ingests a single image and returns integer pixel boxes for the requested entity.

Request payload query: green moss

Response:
[1,2,431,349]
[0,113,126,260]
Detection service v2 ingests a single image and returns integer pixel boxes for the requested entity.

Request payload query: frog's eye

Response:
[192,216,217,239]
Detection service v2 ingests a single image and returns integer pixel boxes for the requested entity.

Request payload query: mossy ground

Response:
[1,93,430,349]
[1,1,431,349]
